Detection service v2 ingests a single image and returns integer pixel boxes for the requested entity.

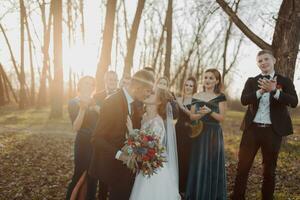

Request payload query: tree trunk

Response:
[0,24,22,85]
[123,0,146,76]
[19,0,27,109]
[79,0,85,43]
[0,66,5,106]
[0,64,18,103]
[272,0,300,80]
[22,1,35,105]
[152,16,167,72]
[216,0,300,81]
[95,0,117,91]
[37,0,53,107]
[50,0,63,118]
[164,0,173,80]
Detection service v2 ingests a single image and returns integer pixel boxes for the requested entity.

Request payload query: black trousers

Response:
[232,124,282,200]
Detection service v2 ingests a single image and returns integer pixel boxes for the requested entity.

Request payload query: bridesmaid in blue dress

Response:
[185,69,227,200]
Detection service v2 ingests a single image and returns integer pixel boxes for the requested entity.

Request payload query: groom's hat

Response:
[131,69,155,87]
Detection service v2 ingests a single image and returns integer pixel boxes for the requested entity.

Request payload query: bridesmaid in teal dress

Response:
[185,68,227,200]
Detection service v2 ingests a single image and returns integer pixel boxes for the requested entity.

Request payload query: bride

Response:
[128,88,181,200]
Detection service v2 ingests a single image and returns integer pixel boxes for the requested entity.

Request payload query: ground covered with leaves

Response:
[0,107,299,199]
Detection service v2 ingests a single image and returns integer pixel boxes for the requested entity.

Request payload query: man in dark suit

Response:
[231,50,298,200]
[89,69,155,200]
[91,70,118,200]
[93,70,119,106]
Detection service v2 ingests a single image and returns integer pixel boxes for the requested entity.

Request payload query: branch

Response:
[216,0,272,50]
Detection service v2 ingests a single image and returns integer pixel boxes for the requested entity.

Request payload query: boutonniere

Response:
[276,84,283,91]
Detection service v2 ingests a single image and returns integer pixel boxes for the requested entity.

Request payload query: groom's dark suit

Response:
[232,73,298,200]
[89,89,140,200]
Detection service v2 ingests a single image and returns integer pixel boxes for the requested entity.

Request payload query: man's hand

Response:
[258,76,277,93]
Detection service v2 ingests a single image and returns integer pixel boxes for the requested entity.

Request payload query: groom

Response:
[231,50,298,200]
[89,69,155,200]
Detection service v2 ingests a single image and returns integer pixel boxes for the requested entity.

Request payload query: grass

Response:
[0,106,299,199]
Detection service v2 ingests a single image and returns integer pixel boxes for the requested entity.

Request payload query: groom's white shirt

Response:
[254,71,280,124]
[115,87,134,160]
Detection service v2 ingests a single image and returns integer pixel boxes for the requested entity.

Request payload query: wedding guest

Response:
[186,69,227,200]
[231,50,298,200]
[174,76,198,196]
[94,70,119,106]
[66,76,99,200]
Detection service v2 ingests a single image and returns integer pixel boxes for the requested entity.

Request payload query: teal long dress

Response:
[185,93,227,200]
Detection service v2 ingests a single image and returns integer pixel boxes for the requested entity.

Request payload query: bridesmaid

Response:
[66,76,99,200]
[185,69,227,200]
[175,77,198,196]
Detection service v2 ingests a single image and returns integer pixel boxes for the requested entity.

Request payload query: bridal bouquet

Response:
[121,128,166,177]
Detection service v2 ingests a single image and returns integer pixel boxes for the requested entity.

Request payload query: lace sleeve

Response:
[149,117,165,143]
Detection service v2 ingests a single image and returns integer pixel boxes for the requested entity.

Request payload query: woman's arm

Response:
[72,100,88,132]
[189,105,203,120]
[209,101,226,122]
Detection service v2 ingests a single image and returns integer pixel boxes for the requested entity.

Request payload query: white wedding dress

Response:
[130,112,181,200]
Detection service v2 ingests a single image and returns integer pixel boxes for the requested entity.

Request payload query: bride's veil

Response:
[165,102,179,187]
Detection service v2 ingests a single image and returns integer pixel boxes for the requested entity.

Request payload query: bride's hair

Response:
[156,88,173,120]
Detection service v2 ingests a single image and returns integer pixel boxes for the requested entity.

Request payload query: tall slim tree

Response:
[22,0,36,105]
[164,0,173,79]
[37,0,53,107]
[95,0,117,91]
[123,0,146,76]
[19,0,27,109]
[50,0,63,118]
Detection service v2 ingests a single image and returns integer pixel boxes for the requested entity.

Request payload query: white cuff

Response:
[115,150,123,160]
[256,90,262,99]
[273,89,280,100]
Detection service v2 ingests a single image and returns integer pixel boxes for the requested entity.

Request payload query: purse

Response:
[189,120,203,138]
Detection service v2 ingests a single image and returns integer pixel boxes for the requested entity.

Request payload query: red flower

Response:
[142,155,150,161]
[146,135,154,141]
[127,139,133,145]
[142,136,149,142]
[147,148,156,157]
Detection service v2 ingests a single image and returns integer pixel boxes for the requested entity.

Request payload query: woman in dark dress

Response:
[175,77,198,196]
[66,76,100,200]
[185,69,227,200]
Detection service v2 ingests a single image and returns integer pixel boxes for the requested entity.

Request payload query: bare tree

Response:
[123,0,146,76]
[216,0,300,80]
[19,0,27,109]
[50,0,63,118]
[22,0,36,105]
[37,0,53,107]
[95,0,117,91]
[221,0,243,84]
[164,0,173,79]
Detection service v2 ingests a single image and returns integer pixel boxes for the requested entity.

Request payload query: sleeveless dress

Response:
[185,94,227,200]
[130,115,181,200]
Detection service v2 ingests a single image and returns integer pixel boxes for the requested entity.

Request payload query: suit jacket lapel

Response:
[119,90,129,135]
